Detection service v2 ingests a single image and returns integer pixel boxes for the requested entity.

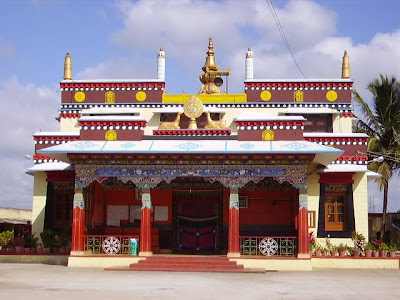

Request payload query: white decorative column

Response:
[245,47,253,80]
[157,48,166,80]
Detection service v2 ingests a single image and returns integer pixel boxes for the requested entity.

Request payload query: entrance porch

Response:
[73,176,308,261]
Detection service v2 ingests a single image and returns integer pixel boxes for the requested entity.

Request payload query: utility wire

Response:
[266,0,307,78]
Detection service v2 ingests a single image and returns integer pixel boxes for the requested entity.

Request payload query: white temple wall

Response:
[31,172,48,237]
[60,117,79,132]
[353,172,369,240]
[307,173,320,236]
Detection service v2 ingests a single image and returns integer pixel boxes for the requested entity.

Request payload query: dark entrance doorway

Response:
[171,178,223,254]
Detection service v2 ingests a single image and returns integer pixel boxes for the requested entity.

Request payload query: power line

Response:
[266,0,307,78]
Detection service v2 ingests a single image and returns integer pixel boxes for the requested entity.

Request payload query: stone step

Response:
[105,255,265,273]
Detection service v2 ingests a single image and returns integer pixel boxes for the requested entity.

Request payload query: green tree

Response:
[353,74,400,241]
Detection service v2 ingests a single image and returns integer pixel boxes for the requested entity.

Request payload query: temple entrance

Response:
[171,178,223,254]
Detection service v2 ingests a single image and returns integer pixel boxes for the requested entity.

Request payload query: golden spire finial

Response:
[202,37,219,72]
[246,46,253,58]
[64,52,72,80]
[341,50,350,79]
[199,37,229,94]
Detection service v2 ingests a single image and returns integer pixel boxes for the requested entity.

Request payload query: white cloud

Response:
[0,77,59,208]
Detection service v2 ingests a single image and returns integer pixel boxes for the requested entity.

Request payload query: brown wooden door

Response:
[173,189,222,253]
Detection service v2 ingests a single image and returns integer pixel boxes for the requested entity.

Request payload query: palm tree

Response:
[353,74,400,241]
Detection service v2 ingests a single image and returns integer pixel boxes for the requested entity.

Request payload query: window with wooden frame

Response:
[303,114,333,133]
[308,211,316,228]
[324,184,347,231]
[239,196,248,208]
[52,182,74,228]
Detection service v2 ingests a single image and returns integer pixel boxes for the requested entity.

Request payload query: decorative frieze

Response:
[153,129,231,136]
[33,154,60,164]
[60,82,165,90]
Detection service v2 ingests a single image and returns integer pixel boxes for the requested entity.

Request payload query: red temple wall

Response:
[151,190,173,225]
[92,181,105,225]
[239,191,294,226]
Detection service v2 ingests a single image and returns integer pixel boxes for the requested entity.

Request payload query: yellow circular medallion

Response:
[326,90,338,102]
[136,91,147,102]
[183,96,204,119]
[74,91,86,102]
[260,90,272,101]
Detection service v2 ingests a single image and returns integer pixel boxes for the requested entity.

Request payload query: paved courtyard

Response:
[0,263,399,299]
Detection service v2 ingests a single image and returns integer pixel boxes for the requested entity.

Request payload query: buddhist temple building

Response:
[27,38,378,270]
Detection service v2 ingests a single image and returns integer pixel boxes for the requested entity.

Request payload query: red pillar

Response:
[139,188,153,256]
[298,189,309,258]
[71,188,85,254]
[228,188,240,257]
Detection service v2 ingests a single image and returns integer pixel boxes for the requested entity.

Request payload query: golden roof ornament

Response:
[64,52,72,80]
[199,37,230,94]
[183,96,204,129]
[341,50,350,79]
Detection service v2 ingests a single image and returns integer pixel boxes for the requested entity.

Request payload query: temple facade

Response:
[28,38,376,269]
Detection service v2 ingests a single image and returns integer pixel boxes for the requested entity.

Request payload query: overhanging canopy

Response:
[38,140,343,167]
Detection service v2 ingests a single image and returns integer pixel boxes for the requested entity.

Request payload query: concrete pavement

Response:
[0,263,399,299]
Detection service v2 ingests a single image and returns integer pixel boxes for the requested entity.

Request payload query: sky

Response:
[0,0,399,212]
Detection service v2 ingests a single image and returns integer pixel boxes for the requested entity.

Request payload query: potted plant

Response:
[36,242,44,254]
[314,244,322,257]
[24,233,39,254]
[365,242,375,257]
[40,229,56,254]
[0,230,14,252]
[350,247,360,257]
[321,247,328,257]
[308,231,316,257]
[372,240,381,257]
[351,231,365,253]
[13,236,25,254]
[378,242,389,257]
[388,243,398,258]
[56,229,71,254]
[336,243,347,257]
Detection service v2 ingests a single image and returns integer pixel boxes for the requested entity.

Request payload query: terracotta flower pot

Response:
[5,247,14,254]
[365,250,372,257]
[373,251,379,257]
[315,250,321,257]
[330,250,337,257]
[36,247,44,254]
[379,250,388,257]
[389,251,396,258]
[24,247,31,254]
[43,248,51,254]
[338,250,346,257]
[322,251,328,257]
[352,250,360,257]
[15,246,24,254]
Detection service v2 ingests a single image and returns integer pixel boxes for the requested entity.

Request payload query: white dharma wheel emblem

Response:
[259,238,278,256]
[102,237,121,255]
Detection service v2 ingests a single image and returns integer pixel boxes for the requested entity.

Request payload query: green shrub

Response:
[0,231,14,247]
[24,233,39,248]
[389,242,398,252]
[378,242,389,250]
[40,229,56,248]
